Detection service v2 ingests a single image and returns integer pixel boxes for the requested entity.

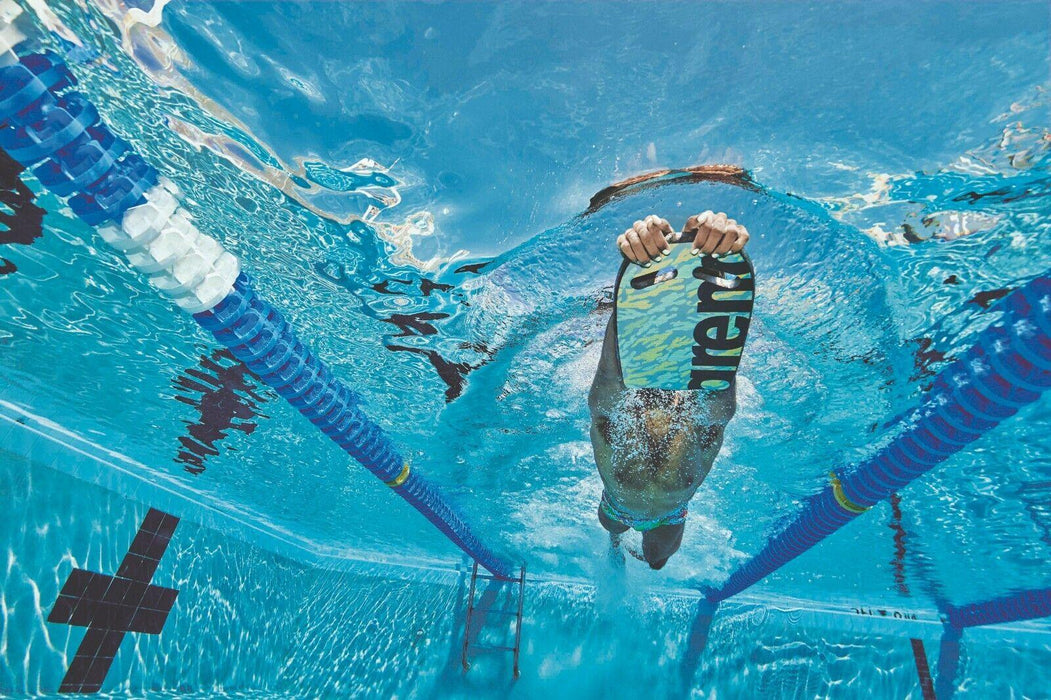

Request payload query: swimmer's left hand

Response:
[683,211,749,256]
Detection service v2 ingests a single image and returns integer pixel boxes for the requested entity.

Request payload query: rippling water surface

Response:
[1,0,1049,695]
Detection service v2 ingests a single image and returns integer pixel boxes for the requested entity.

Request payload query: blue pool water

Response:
[1,1,1050,696]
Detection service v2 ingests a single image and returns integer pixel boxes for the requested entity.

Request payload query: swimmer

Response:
[589,212,751,569]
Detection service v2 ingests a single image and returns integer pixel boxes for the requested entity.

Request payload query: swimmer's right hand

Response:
[617,215,674,267]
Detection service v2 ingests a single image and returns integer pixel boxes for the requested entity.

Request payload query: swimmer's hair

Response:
[630,387,679,408]
[586,164,757,214]
[621,388,690,428]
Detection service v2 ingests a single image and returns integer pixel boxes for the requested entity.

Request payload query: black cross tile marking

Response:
[48,508,180,694]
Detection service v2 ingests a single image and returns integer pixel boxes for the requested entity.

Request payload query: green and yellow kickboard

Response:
[614,244,754,391]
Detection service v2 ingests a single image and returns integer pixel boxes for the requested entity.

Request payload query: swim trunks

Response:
[600,490,687,532]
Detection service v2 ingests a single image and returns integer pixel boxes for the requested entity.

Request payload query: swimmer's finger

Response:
[631,220,655,261]
[729,226,749,252]
[712,224,742,255]
[619,221,645,263]
[711,212,728,232]
[683,210,714,238]
[617,229,636,261]
[693,213,731,254]
[625,229,651,265]
[696,227,726,255]
[653,217,675,252]
[640,216,667,259]
[618,231,639,263]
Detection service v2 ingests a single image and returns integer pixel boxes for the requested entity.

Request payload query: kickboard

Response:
[615,243,754,391]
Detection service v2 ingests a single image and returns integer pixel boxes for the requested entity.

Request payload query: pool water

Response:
[1,1,1049,697]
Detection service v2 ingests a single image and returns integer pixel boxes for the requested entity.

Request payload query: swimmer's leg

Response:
[597,503,629,566]
[641,522,686,570]
[597,502,630,539]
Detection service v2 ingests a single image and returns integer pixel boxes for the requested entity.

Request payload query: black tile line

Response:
[910,638,936,700]
[48,508,180,694]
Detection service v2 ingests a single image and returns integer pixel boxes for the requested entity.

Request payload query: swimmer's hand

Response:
[617,212,749,267]
[617,215,674,266]
[683,211,749,257]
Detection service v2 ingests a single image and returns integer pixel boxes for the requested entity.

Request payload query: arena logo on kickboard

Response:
[689,255,753,390]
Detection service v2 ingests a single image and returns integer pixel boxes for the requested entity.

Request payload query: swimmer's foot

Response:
[626,545,648,563]
[648,556,670,571]
[608,533,626,567]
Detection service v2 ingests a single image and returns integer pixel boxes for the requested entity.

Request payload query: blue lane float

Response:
[936,588,1051,699]
[710,274,1051,602]
[945,587,1051,630]
[0,41,514,579]
[0,53,157,225]
[195,274,512,575]
[934,626,964,700]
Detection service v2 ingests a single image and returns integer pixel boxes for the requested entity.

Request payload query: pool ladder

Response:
[461,561,526,678]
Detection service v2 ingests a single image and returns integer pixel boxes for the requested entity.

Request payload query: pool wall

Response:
[3,411,1050,697]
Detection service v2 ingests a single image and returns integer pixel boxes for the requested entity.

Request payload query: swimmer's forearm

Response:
[588,314,621,415]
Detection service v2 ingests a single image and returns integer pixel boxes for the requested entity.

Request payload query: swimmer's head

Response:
[606,389,701,461]
[628,389,683,440]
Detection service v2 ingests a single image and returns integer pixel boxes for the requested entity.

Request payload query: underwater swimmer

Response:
[589,212,750,569]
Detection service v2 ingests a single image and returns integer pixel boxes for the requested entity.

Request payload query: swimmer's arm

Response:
[588,313,623,418]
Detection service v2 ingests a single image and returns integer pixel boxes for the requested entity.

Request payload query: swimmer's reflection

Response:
[173,348,269,475]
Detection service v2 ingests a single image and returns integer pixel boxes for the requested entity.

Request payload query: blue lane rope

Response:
[0,50,514,579]
[934,625,964,700]
[194,275,513,576]
[936,588,1051,699]
[945,587,1051,630]
[0,53,156,224]
[710,274,1051,603]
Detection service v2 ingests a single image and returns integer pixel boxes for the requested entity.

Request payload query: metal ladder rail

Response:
[462,561,526,678]
[460,561,480,672]
[512,563,526,678]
